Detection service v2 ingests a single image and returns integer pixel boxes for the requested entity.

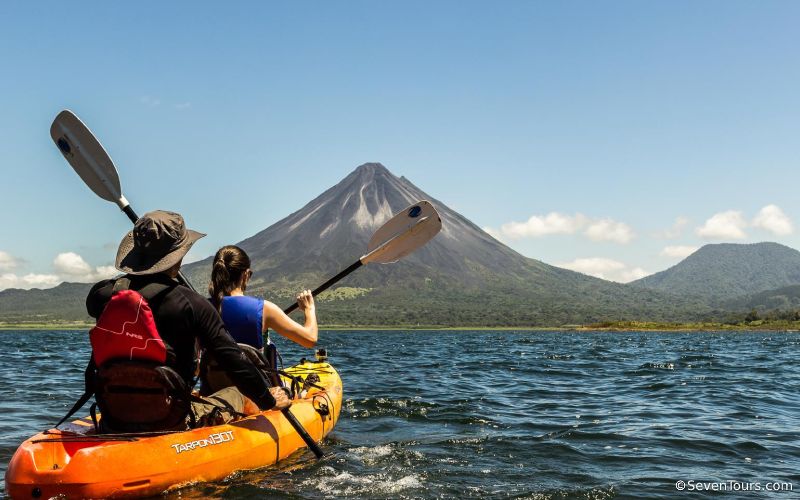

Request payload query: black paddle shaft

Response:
[283,260,363,315]
[120,205,196,292]
[282,408,324,458]
[273,259,365,459]
[121,205,138,224]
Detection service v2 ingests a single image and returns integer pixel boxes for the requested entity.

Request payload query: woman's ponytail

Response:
[208,245,251,312]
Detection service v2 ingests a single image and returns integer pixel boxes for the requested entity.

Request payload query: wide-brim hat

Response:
[115,210,205,275]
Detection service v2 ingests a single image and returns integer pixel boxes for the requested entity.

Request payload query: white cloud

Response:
[95,266,119,279]
[0,252,118,291]
[140,96,161,107]
[0,273,61,290]
[174,102,192,110]
[556,257,649,283]
[497,212,588,239]
[620,267,650,282]
[752,204,793,235]
[656,216,689,239]
[53,252,93,276]
[0,251,22,271]
[52,252,118,283]
[483,226,505,242]
[660,245,699,259]
[695,210,747,240]
[486,212,634,244]
[584,219,635,244]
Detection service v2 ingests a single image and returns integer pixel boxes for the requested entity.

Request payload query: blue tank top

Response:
[220,296,264,348]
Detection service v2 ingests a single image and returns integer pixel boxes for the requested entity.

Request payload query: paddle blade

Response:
[50,110,127,208]
[362,200,442,264]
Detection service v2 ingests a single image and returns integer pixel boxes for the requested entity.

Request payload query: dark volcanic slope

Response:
[630,242,800,304]
[185,163,534,290]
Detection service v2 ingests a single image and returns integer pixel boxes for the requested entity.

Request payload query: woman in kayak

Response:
[208,245,318,350]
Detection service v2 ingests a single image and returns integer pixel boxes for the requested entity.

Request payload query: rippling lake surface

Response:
[2,330,799,499]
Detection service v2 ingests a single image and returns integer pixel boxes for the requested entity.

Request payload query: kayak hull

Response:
[5,360,341,499]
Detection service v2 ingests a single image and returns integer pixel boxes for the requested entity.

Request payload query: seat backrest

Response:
[199,343,273,395]
[94,359,190,433]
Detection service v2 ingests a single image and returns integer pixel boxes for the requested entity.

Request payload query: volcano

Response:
[186,163,531,288]
[183,163,709,326]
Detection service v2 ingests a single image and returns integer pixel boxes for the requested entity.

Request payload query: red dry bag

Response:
[90,288,167,366]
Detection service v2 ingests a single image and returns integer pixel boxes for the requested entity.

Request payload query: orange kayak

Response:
[5,360,342,499]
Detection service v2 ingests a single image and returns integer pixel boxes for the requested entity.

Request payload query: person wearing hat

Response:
[86,210,290,428]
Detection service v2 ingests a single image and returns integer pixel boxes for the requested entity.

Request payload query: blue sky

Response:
[1,1,799,289]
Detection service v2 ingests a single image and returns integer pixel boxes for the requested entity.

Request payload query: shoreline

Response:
[2,322,799,332]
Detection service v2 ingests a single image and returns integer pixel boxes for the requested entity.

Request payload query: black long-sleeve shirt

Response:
[86,274,276,410]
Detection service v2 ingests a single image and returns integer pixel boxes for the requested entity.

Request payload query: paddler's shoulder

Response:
[86,278,116,317]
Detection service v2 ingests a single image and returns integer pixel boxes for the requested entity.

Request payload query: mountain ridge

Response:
[6,163,799,326]
[630,242,800,304]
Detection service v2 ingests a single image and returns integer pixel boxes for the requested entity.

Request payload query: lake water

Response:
[1,330,799,499]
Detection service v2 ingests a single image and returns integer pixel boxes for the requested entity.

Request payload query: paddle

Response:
[49,110,196,291]
[282,200,442,315]
[277,200,441,458]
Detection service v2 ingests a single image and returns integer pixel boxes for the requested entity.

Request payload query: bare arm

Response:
[262,290,318,348]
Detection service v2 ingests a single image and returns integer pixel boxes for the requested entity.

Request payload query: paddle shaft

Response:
[281,213,439,314]
[281,408,324,458]
[119,205,196,291]
[276,203,439,457]
[280,215,433,313]
[275,260,368,459]
[283,260,363,315]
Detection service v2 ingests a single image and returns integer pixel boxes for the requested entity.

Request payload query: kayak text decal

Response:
[171,430,234,454]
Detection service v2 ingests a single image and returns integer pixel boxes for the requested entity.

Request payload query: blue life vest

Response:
[220,296,264,348]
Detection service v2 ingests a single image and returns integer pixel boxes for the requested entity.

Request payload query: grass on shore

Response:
[0,321,95,330]
[3,319,800,331]
[583,319,800,331]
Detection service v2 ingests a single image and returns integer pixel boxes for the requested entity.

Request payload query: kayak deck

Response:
[5,359,341,499]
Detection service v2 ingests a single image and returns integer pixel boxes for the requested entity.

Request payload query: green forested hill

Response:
[630,242,800,304]
[723,285,800,312]
[0,282,92,323]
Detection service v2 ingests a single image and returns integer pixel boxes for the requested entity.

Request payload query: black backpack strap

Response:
[137,281,173,301]
[264,343,283,387]
[113,276,173,302]
[89,402,100,433]
[54,358,97,428]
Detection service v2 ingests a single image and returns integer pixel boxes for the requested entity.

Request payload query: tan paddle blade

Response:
[362,200,442,264]
[50,110,129,209]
